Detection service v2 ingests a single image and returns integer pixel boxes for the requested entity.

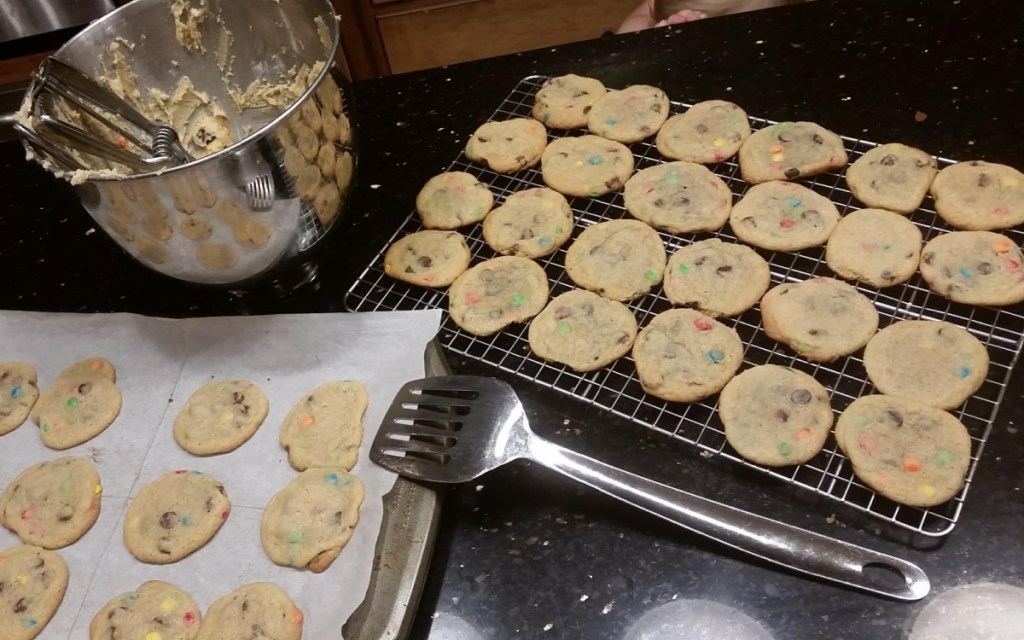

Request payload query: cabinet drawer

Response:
[377,0,632,74]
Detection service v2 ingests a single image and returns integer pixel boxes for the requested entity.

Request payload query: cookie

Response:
[415,171,494,229]
[564,219,666,301]
[0,362,39,436]
[631,308,743,403]
[845,142,937,213]
[532,74,607,129]
[195,583,302,640]
[623,161,732,233]
[464,118,548,173]
[738,121,848,184]
[481,188,574,258]
[655,100,751,164]
[929,160,1024,230]
[540,134,635,198]
[448,256,550,336]
[279,380,366,472]
[834,394,971,507]
[261,468,364,573]
[729,180,841,251]
[384,230,472,287]
[719,364,834,466]
[172,380,270,456]
[195,243,237,271]
[863,320,989,410]
[824,208,923,287]
[760,277,879,362]
[89,580,201,640]
[123,470,230,564]
[919,231,1024,306]
[527,290,638,372]
[31,374,122,450]
[56,357,116,383]
[0,456,102,549]
[663,239,771,317]
[586,84,670,143]
[0,544,68,640]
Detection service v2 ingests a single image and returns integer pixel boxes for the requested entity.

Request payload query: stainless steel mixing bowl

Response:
[19,0,355,286]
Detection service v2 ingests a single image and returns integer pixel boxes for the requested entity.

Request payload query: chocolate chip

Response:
[715,265,733,275]
[78,382,92,395]
[159,511,179,529]
[519,229,535,240]
[802,210,821,224]
[572,90,588,98]
[886,410,903,427]
[778,132,792,143]
[914,158,931,168]
[881,270,896,281]
[477,136,489,143]
[403,266,413,273]
[0,582,4,594]
[740,216,757,227]
[978,173,991,187]
[334,511,345,523]
[515,154,527,167]
[605,177,623,190]
[653,198,665,208]
[695,123,709,134]
[695,257,707,266]
[553,306,572,320]
[57,506,74,522]
[242,599,249,613]
[673,195,691,207]
[880,154,897,166]
[240,404,250,415]
[791,389,811,404]
[583,106,592,114]
[922,252,935,265]
[14,598,27,613]
[812,134,824,144]
[808,329,820,336]
[205,498,214,512]
[617,332,631,344]
[650,103,663,114]
[977,262,993,274]
[784,167,800,179]
[504,137,513,142]
[232,391,245,404]
[415,255,432,269]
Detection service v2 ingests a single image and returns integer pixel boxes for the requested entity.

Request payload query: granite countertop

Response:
[2,0,1024,638]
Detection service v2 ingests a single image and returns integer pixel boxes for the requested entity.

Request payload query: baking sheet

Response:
[0,309,442,639]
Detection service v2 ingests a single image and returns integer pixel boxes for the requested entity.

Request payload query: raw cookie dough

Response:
[564,219,666,301]
[587,84,670,143]
[760,277,879,362]
[528,289,638,372]
[195,242,237,271]
[123,470,231,564]
[0,362,39,436]
[631,308,744,403]
[623,161,733,233]
[655,100,751,164]
[0,544,68,640]
[448,256,550,336]
[929,160,1024,230]
[89,580,201,640]
[720,364,834,466]
[195,583,302,640]
[415,171,494,229]
[845,142,937,213]
[825,208,923,287]
[481,188,574,258]
[173,380,270,455]
[0,456,102,549]
[919,231,1024,306]
[532,74,607,129]
[31,371,122,450]
[384,230,472,287]
[261,468,364,573]
[541,135,635,198]
[738,121,848,184]
[279,380,367,472]
[835,394,971,507]
[729,180,841,251]
[181,216,213,242]
[464,118,548,173]
[863,320,989,410]
[663,239,771,317]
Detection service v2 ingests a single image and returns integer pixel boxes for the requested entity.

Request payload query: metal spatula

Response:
[372,375,930,601]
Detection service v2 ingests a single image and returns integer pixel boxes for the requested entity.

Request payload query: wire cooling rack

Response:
[345,75,1024,538]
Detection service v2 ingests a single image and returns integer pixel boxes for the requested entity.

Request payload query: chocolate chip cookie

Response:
[528,289,638,372]
[655,100,751,164]
[1,456,102,549]
[729,180,841,251]
[465,118,548,173]
[172,380,270,456]
[540,135,635,198]
[384,230,473,287]
[845,142,937,213]
[416,171,494,229]
[532,74,607,129]
[482,188,574,258]
[919,231,1024,306]
[825,208,923,287]
[663,239,771,317]
[738,121,848,184]
[564,219,667,301]
[623,161,733,233]
[448,256,550,336]
[930,160,1024,230]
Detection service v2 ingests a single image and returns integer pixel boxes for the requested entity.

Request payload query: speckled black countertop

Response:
[3,0,1024,638]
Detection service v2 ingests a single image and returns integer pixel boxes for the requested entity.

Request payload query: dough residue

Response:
[172,0,209,53]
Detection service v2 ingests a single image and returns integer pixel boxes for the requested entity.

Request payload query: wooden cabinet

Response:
[334,0,634,80]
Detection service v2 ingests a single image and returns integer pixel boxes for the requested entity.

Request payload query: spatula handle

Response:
[528,437,929,601]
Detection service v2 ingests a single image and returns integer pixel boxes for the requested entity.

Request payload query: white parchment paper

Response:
[0,309,442,639]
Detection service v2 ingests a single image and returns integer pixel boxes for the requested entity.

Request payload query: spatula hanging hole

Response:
[862,562,910,591]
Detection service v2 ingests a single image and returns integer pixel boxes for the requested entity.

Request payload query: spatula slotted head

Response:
[371,376,525,483]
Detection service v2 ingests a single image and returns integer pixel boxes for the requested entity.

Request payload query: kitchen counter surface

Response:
[2,0,1024,638]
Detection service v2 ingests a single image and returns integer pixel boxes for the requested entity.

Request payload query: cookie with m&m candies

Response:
[0,544,69,640]
[835,394,971,507]
[89,581,201,640]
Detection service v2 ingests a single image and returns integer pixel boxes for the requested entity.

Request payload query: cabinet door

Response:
[377,0,634,74]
